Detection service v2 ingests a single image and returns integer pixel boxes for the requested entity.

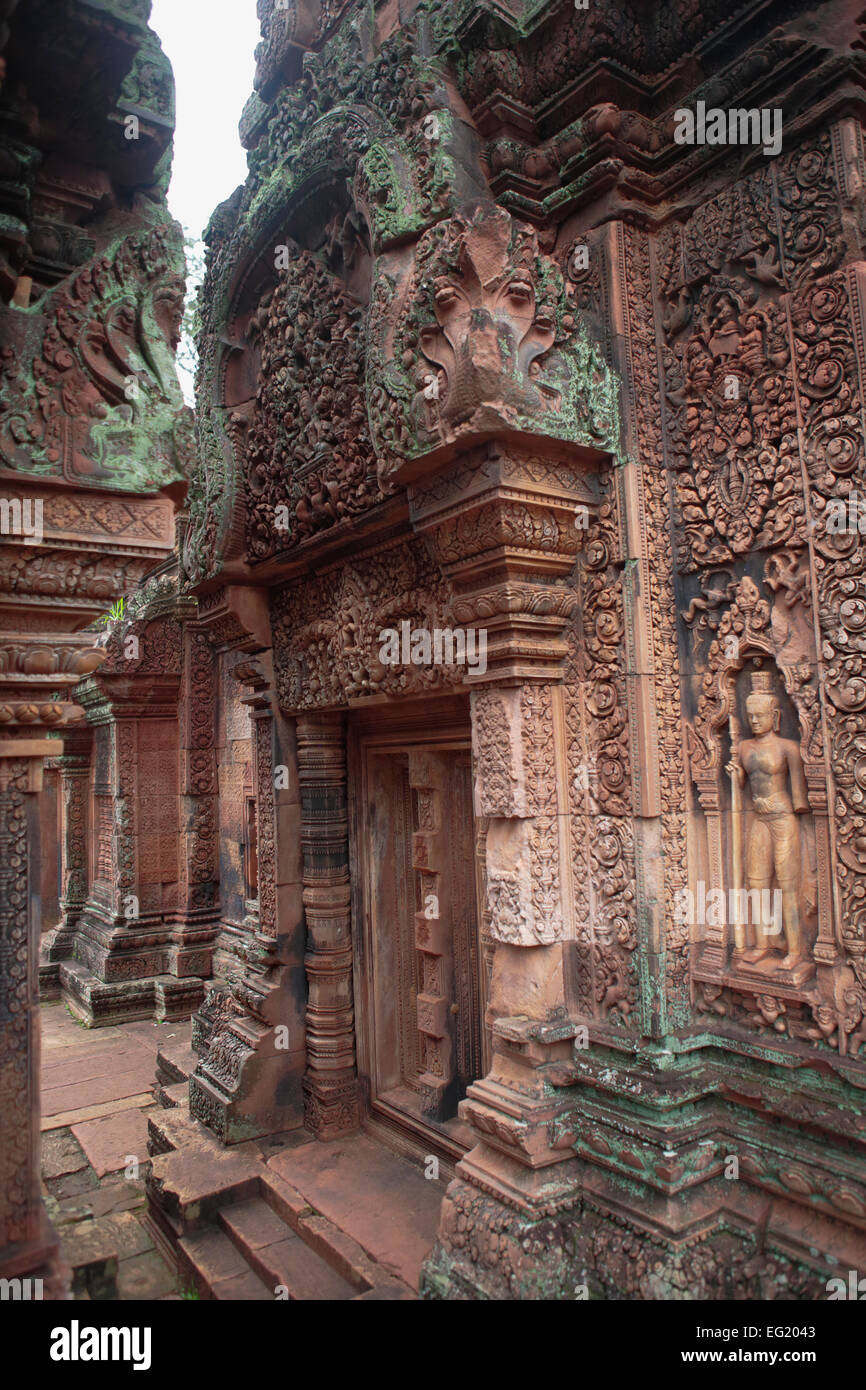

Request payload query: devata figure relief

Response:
[727,670,811,977]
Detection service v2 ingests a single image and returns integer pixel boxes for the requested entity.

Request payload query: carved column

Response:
[297,713,359,1139]
[64,611,207,1025]
[0,729,66,1294]
[187,677,276,1140]
[39,725,91,990]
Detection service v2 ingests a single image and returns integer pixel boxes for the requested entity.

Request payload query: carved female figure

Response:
[727,671,810,971]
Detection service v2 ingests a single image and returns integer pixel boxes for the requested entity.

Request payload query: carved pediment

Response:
[367,202,619,483]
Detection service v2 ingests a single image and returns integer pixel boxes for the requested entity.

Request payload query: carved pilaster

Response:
[253,703,277,940]
[454,679,580,1208]
[0,735,66,1292]
[62,611,206,1025]
[40,728,91,985]
[399,359,616,1245]
[297,713,359,1139]
[189,651,306,1143]
[172,626,219,980]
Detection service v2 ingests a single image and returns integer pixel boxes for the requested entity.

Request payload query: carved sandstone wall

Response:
[151,0,866,1298]
[0,0,190,1284]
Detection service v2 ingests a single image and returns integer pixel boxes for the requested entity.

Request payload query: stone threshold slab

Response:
[41,1093,155,1132]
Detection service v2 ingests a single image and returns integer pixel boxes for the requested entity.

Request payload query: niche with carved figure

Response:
[687,574,836,1038]
[722,663,818,986]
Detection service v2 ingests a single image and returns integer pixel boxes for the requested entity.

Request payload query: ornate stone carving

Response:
[143,0,866,1306]
[0,725,65,1288]
[272,538,459,711]
[297,714,359,1139]
[243,246,387,561]
[368,202,618,481]
[0,223,190,488]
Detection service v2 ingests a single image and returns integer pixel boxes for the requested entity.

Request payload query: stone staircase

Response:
[176,1186,410,1300]
[145,1065,415,1301]
[155,1036,198,1109]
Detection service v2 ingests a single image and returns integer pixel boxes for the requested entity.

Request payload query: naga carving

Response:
[368,202,618,479]
[0,222,190,489]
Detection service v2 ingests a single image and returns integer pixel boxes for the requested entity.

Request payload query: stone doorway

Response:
[350,706,491,1162]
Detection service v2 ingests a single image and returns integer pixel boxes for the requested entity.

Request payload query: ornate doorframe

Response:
[348,696,485,1163]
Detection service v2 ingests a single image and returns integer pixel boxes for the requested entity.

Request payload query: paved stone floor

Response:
[40,1000,184,1300]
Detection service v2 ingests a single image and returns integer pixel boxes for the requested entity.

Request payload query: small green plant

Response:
[97,597,126,627]
[179,1282,200,1300]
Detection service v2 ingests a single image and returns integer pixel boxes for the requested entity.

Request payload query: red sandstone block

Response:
[220,1197,292,1251]
[354,1282,416,1300]
[43,1064,159,1116]
[211,1269,274,1301]
[178,1228,249,1297]
[295,1214,377,1292]
[116,1249,178,1301]
[249,1235,357,1301]
[259,1170,313,1231]
[72,1107,153,1178]
[266,1133,442,1290]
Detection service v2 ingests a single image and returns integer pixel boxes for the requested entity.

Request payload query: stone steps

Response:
[257,1169,413,1297]
[63,1219,120,1300]
[156,1038,198,1087]
[147,1100,416,1300]
[219,1199,358,1299]
[177,1192,413,1301]
[157,1081,188,1109]
[155,1037,198,1106]
[177,1227,273,1300]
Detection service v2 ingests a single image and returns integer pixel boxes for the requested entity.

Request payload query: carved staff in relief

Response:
[727,711,746,954]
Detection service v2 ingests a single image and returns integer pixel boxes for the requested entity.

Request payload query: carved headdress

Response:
[749,670,775,697]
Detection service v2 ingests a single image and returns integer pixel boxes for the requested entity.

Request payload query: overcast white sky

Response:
[150,0,261,240]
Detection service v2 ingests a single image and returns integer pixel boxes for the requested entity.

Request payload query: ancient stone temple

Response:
[0,0,188,1291]
[7,0,866,1304]
[135,0,866,1300]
